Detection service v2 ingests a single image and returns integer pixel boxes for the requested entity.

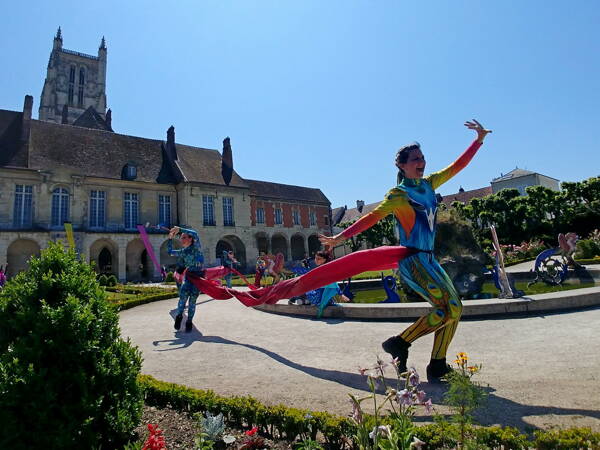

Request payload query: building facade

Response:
[0,31,330,280]
[490,168,560,195]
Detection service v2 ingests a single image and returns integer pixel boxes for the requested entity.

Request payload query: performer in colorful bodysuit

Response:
[184,120,490,380]
[168,226,205,332]
[303,251,350,317]
[320,119,491,380]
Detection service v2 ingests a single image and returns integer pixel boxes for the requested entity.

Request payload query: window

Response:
[292,210,300,225]
[223,197,234,226]
[158,195,171,227]
[51,187,69,227]
[256,207,265,224]
[274,208,283,225]
[68,66,75,106]
[202,195,215,226]
[123,192,139,230]
[78,68,85,107]
[89,190,106,228]
[122,163,137,180]
[13,184,33,227]
[309,211,316,226]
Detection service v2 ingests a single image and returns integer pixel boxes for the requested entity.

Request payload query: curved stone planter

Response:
[254,286,600,320]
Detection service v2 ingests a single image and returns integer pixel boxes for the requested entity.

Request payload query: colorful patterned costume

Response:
[186,139,483,361]
[338,139,482,359]
[168,227,204,320]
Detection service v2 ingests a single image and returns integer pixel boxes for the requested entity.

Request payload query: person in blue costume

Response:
[168,226,205,332]
[222,250,239,288]
[321,120,491,381]
[290,251,350,316]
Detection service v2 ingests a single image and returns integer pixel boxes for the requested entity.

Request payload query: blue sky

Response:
[2,1,599,208]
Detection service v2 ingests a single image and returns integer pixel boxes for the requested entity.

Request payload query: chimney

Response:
[166,125,177,160]
[105,108,112,130]
[61,104,69,124]
[356,200,365,213]
[221,136,233,186]
[21,95,33,142]
[458,186,465,193]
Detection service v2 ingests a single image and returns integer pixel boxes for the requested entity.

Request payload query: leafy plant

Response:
[194,411,235,449]
[0,243,143,449]
[349,357,432,450]
[240,426,266,449]
[442,353,487,449]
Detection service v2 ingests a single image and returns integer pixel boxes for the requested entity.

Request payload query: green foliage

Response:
[452,176,600,247]
[137,373,600,450]
[98,273,109,286]
[138,374,353,448]
[0,242,143,449]
[107,274,118,286]
[575,238,600,259]
[165,271,175,282]
[533,426,600,449]
[441,353,487,448]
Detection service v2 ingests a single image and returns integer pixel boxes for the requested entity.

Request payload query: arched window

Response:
[78,68,85,107]
[68,66,76,106]
[51,187,70,227]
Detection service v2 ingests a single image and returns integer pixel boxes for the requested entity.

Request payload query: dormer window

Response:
[122,163,137,180]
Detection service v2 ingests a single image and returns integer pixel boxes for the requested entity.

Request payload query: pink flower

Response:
[415,390,427,403]
[422,398,433,414]
[408,367,420,387]
[396,389,413,406]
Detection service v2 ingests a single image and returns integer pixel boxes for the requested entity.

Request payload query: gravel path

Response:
[120,296,600,432]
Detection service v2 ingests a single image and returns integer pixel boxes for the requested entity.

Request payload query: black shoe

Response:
[426,358,453,382]
[185,320,193,332]
[174,314,183,330]
[381,336,411,372]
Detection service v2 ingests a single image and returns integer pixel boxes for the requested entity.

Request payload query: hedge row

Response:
[138,375,353,448]
[137,374,600,449]
[110,292,177,311]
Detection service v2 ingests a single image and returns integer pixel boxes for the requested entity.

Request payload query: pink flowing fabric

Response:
[136,225,166,279]
[186,246,416,307]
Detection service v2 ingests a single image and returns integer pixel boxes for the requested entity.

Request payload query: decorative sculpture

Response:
[490,225,523,298]
[379,275,401,303]
[529,232,581,287]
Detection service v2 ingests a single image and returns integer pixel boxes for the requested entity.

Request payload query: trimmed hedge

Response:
[110,292,177,311]
[137,374,600,449]
[138,375,353,448]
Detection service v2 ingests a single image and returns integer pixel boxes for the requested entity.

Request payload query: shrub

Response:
[533,426,600,449]
[107,274,118,286]
[0,242,143,449]
[98,273,108,286]
[165,271,175,282]
[575,238,600,259]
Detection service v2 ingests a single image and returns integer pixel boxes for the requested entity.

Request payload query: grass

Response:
[351,281,598,304]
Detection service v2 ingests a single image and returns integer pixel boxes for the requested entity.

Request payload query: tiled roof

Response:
[176,144,248,188]
[439,186,492,206]
[245,179,330,204]
[491,168,536,182]
[336,201,380,224]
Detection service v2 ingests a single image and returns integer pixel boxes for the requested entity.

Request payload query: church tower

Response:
[38,27,108,125]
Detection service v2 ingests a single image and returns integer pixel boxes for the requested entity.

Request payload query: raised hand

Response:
[319,233,342,250]
[465,119,492,143]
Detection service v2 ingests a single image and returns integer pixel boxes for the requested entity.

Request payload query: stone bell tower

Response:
[38,27,108,124]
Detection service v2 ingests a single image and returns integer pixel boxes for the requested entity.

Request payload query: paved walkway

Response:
[120,296,600,432]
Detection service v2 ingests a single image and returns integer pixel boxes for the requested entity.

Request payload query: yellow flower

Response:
[457,352,468,361]
[467,366,479,374]
[454,359,461,365]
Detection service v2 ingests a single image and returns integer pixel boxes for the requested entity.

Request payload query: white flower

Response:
[410,436,426,449]
[369,425,391,440]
